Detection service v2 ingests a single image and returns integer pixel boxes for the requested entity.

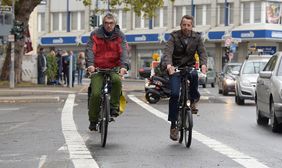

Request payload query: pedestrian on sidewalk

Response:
[77,51,86,85]
[37,47,47,84]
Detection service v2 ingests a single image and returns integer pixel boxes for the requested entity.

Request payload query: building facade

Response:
[35,0,282,78]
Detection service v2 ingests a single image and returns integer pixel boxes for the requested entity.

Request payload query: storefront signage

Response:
[256,46,276,55]
[232,30,282,39]
[208,31,225,40]
[40,36,77,45]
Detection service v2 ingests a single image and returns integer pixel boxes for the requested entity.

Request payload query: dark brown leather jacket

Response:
[162,30,207,68]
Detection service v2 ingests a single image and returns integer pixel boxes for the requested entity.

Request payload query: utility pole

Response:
[9,0,15,89]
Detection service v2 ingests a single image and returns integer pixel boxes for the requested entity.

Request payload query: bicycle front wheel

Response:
[184,108,193,148]
[100,94,110,147]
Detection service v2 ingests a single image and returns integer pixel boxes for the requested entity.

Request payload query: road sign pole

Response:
[10,40,14,88]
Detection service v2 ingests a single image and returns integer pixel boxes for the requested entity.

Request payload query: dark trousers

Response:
[38,70,45,84]
[168,69,200,122]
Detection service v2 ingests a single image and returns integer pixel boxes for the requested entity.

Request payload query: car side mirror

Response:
[259,71,272,79]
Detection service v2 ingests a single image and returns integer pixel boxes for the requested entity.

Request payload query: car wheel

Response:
[235,95,244,105]
[211,83,215,88]
[202,84,206,88]
[256,103,268,125]
[270,98,281,132]
[218,89,222,94]
[223,87,228,96]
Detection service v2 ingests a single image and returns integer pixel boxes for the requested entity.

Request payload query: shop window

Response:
[62,13,67,31]
[71,12,78,30]
[80,12,85,30]
[206,5,211,25]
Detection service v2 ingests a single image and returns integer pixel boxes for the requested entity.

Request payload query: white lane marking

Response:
[38,155,47,168]
[0,108,20,111]
[61,94,99,168]
[128,95,269,168]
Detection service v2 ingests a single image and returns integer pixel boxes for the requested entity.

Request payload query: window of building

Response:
[153,8,160,28]
[242,2,251,23]
[38,13,45,32]
[71,12,78,30]
[122,10,127,29]
[163,7,168,27]
[144,16,149,28]
[134,13,141,28]
[175,6,183,26]
[62,12,67,31]
[52,12,59,31]
[266,2,282,24]
[195,5,203,25]
[218,3,224,25]
[206,5,211,25]
[229,3,234,24]
[80,12,85,30]
[254,2,262,23]
[185,5,192,16]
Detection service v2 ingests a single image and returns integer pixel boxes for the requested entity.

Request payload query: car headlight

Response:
[241,80,252,87]
[225,78,234,85]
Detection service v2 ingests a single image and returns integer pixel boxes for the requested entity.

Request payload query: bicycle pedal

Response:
[109,117,115,122]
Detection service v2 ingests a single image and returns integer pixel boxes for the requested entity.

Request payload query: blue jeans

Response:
[77,68,84,85]
[168,69,200,122]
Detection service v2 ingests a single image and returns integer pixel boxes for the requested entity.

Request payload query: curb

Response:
[0,96,60,103]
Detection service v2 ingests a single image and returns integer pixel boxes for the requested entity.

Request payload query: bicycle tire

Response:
[178,109,184,143]
[184,108,193,148]
[100,94,110,147]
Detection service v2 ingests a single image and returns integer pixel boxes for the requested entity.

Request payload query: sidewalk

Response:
[0,84,88,103]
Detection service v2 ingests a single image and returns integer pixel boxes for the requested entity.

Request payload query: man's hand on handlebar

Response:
[167,64,175,75]
[87,66,95,73]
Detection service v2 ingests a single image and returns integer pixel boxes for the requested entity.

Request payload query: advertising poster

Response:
[266,1,282,24]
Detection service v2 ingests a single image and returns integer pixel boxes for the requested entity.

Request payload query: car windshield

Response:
[278,59,282,76]
[226,65,241,74]
[242,61,267,74]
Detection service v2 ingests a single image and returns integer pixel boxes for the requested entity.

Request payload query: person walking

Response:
[86,13,129,131]
[77,52,86,85]
[37,47,47,84]
[69,50,77,87]
[162,15,207,141]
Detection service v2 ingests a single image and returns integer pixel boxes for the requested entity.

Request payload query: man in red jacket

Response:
[86,13,129,131]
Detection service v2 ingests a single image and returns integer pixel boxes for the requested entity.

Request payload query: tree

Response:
[83,0,174,18]
[0,0,41,83]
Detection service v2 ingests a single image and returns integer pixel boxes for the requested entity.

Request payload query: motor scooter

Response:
[145,75,170,104]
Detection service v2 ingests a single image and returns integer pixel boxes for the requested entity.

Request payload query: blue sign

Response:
[208,31,225,40]
[231,30,282,39]
[81,35,90,44]
[254,46,277,55]
[40,36,77,45]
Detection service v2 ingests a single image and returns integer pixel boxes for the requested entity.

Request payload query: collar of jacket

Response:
[173,30,197,38]
[95,26,120,39]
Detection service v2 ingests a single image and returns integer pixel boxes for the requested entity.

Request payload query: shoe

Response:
[89,121,98,131]
[110,109,119,117]
[170,128,178,141]
[190,98,199,114]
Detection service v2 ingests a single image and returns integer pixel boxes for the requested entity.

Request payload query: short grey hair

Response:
[103,13,117,24]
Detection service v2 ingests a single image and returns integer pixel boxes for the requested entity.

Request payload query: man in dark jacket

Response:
[162,15,207,141]
[37,47,47,84]
[86,13,129,131]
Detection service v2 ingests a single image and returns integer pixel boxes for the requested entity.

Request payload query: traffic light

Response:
[10,20,24,41]
[90,15,99,27]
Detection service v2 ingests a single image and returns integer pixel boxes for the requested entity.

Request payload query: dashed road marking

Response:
[61,94,99,168]
[128,95,269,168]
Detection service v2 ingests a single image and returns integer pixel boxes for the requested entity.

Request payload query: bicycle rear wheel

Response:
[184,108,193,148]
[100,94,110,147]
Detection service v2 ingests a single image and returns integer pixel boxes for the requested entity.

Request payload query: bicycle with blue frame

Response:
[175,66,194,148]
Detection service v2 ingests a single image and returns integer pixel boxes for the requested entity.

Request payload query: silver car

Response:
[235,55,270,105]
[256,52,282,132]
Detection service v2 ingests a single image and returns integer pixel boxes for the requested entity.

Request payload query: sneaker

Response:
[170,128,179,141]
[89,121,98,131]
[190,100,199,114]
[110,109,119,117]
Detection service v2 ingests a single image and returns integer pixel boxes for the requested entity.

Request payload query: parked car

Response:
[235,55,271,105]
[218,63,241,95]
[255,52,282,132]
[138,67,151,79]
[198,56,216,88]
